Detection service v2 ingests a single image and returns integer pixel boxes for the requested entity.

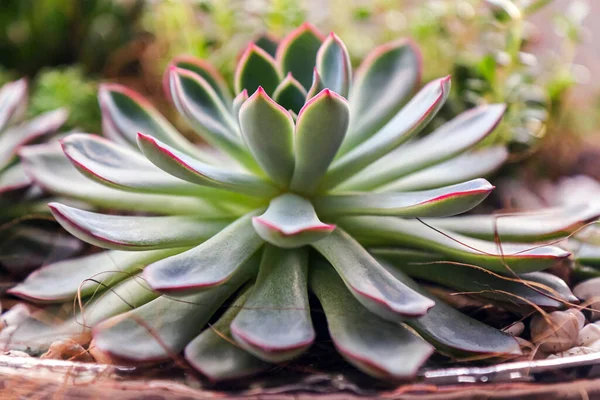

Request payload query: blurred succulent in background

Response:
[0,79,81,279]
[5,24,589,381]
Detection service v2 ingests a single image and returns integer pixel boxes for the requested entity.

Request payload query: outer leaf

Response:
[231,246,314,362]
[185,286,270,381]
[232,89,248,122]
[144,213,264,291]
[290,89,349,194]
[380,146,508,192]
[49,202,230,251]
[272,74,307,115]
[98,84,215,163]
[9,248,183,302]
[252,194,335,248]
[254,34,279,57]
[315,179,494,217]
[165,56,232,105]
[0,79,27,131]
[137,133,278,197]
[321,76,451,190]
[235,44,281,95]
[305,68,325,100]
[340,216,570,273]
[342,40,421,152]
[310,263,433,379]
[20,143,226,215]
[372,248,577,308]
[92,261,255,362]
[311,228,434,321]
[276,22,325,90]
[316,33,352,97]
[575,242,600,267]
[340,104,506,191]
[0,163,30,194]
[239,87,295,187]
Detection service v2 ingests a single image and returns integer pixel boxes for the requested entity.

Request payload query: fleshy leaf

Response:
[340,104,506,191]
[310,263,433,379]
[231,246,314,362]
[315,179,494,217]
[305,68,326,100]
[316,33,352,97]
[272,74,307,115]
[574,242,600,267]
[252,194,335,248]
[9,248,183,302]
[49,202,230,251]
[380,146,508,192]
[341,216,570,273]
[239,87,295,187]
[0,79,27,131]
[321,76,451,190]
[254,34,279,57]
[276,22,324,90]
[165,56,231,105]
[289,89,349,194]
[93,261,255,362]
[144,213,264,291]
[232,89,249,122]
[0,163,31,194]
[185,286,271,381]
[137,133,278,197]
[235,44,281,95]
[342,40,421,152]
[311,228,434,321]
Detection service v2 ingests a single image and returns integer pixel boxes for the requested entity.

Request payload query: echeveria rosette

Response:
[0,79,81,274]
[7,24,584,381]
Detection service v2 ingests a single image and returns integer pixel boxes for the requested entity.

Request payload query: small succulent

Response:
[0,79,81,275]
[7,24,587,381]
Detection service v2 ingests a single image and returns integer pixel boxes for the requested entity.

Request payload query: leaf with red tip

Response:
[137,133,278,197]
[342,40,422,152]
[235,44,282,96]
[305,68,325,100]
[93,259,255,362]
[340,104,506,191]
[166,56,231,105]
[49,202,230,251]
[144,213,264,292]
[380,146,508,192]
[315,179,494,217]
[276,23,324,89]
[310,263,433,379]
[290,89,349,194]
[0,79,27,131]
[231,246,313,362]
[312,228,434,321]
[322,76,451,190]
[252,194,335,248]
[316,33,352,97]
[239,88,295,187]
[272,74,307,115]
[340,216,571,273]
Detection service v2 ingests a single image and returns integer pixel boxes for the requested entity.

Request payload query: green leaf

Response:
[315,179,494,217]
[92,261,254,362]
[20,143,226,215]
[0,79,27,131]
[98,84,216,163]
[305,68,326,100]
[231,246,313,362]
[9,248,183,302]
[310,263,433,379]
[289,89,349,194]
[252,194,335,248]
[341,40,421,152]
[137,133,278,198]
[235,43,282,95]
[49,202,230,251]
[272,74,307,115]
[340,104,506,191]
[340,216,570,273]
[239,87,295,187]
[144,213,264,291]
[184,286,271,381]
[321,76,451,190]
[380,146,508,192]
[373,248,576,308]
[276,22,324,90]
[166,55,232,105]
[254,34,279,57]
[312,228,434,321]
[316,33,352,98]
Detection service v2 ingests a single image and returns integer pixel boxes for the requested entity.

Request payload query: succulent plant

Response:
[6,24,588,381]
[0,79,81,275]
